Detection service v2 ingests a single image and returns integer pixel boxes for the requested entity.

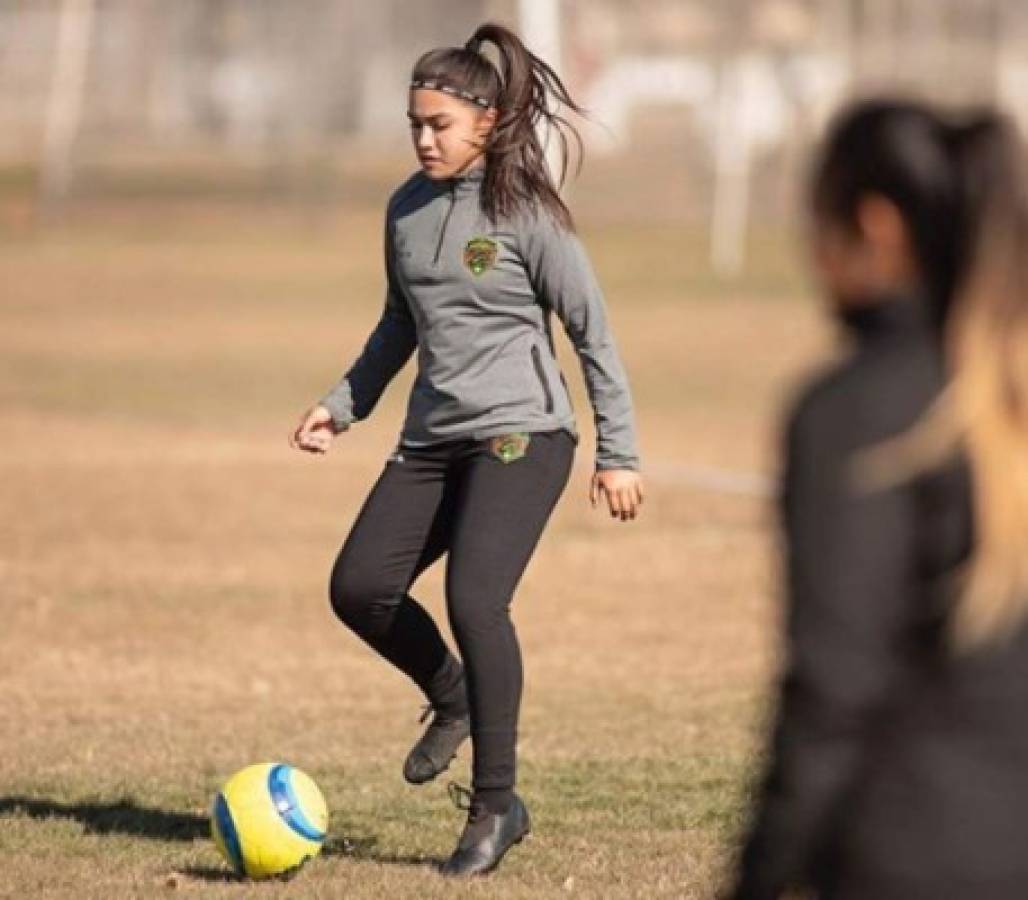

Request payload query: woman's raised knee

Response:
[329,553,383,628]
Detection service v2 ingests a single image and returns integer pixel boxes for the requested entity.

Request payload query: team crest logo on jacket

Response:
[489,432,530,464]
[463,237,499,276]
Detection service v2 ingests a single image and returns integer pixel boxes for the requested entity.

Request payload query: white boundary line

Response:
[0,444,775,499]
[580,459,774,499]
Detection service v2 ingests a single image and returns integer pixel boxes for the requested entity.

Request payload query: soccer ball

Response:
[211,762,329,879]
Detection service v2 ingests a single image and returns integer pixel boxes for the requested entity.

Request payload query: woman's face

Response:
[408,89,496,180]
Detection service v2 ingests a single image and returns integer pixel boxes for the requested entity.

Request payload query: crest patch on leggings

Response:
[463,237,499,276]
[489,432,530,464]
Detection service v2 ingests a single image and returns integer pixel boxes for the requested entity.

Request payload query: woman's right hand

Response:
[289,405,338,455]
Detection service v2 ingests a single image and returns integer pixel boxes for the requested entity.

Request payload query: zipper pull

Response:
[432,182,458,266]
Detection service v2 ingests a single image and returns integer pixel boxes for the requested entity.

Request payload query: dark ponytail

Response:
[810,100,1028,327]
[814,98,1028,647]
[411,21,584,229]
[810,100,966,323]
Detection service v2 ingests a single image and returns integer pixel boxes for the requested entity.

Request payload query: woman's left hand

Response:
[590,469,644,521]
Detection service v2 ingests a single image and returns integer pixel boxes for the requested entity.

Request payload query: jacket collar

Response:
[837,289,936,344]
[438,161,485,194]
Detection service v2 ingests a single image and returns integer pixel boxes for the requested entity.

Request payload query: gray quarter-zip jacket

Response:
[319,165,639,471]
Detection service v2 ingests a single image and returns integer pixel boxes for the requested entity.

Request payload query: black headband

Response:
[410,78,492,109]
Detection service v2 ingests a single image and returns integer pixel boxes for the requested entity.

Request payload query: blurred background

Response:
[2,3,1027,897]
[4,0,1028,269]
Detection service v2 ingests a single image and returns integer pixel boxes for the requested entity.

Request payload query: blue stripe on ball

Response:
[267,764,325,842]
[213,793,245,874]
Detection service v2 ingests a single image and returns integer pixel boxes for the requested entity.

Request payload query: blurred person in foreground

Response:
[728,98,1028,899]
[290,22,642,876]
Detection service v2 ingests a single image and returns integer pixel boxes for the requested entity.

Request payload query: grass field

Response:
[0,181,828,898]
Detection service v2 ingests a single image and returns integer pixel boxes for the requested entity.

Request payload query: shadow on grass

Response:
[0,796,208,841]
[176,866,242,884]
[179,832,441,883]
[322,830,442,869]
[1,796,442,879]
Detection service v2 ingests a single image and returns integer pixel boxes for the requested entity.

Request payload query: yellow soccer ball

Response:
[211,762,329,879]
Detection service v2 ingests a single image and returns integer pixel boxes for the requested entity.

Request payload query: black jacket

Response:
[732,295,1028,900]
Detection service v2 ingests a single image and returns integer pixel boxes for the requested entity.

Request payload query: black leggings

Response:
[329,429,575,808]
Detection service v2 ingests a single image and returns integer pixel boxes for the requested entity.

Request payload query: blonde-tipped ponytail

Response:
[943,116,1028,646]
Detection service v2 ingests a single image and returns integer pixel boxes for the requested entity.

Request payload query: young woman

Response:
[290,22,643,876]
[728,100,1028,899]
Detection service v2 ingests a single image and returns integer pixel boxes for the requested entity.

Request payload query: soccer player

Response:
[291,21,642,877]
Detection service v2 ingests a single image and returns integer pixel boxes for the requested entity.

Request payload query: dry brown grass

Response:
[0,187,827,898]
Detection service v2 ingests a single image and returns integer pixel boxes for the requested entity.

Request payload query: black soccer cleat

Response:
[402,704,471,785]
[439,793,531,877]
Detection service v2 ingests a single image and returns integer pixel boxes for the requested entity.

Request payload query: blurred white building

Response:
[3,0,1027,268]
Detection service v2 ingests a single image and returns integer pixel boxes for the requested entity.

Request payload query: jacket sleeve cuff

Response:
[595,455,641,472]
[318,382,356,432]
